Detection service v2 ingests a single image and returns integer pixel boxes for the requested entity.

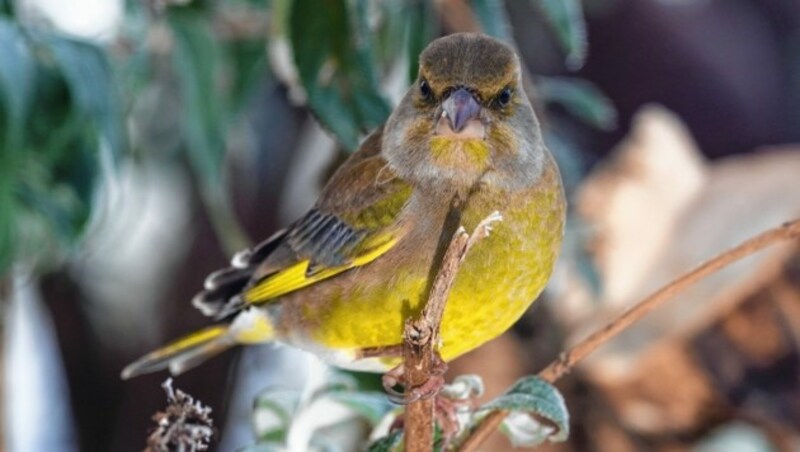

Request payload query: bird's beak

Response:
[442,88,481,133]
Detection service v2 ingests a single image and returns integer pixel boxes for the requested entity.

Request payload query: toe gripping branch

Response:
[381,350,448,405]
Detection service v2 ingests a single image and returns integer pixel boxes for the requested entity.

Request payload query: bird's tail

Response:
[121,309,276,379]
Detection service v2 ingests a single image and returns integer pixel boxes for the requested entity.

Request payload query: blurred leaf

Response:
[225,37,271,114]
[404,0,435,83]
[252,374,394,450]
[538,76,617,130]
[169,11,226,183]
[535,0,587,70]
[367,430,402,452]
[469,0,511,41]
[19,167,85,242]
[0,19,34,152]
[43,33,127,163]
[440,374,485,401]
[289,0,391,151]
[317,372,393,424]
[0,0,13,17]
[478,376,569,446]
[169,10,250,253]
[252,389,301,443]
[340,370,385,393]
[326,391,394,425]
[239,444,284,452]
[0,29,112,274]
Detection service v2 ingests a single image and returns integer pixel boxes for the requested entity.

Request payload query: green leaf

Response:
[477,376,569,446]
[169,11,226,184]
[169,10,250,253]
[0,19,34,152]
[0,0,13,17]
[239,443,284,452]
[469,0,511,41]
[252,389,301,443]
[0,28,114,274]
[367,430,403,452]
[538,76,617,130]
[43,33,127,162]
[404,0,435,83]
[0,177,15,274]
[225,37,271,114]
[535,0,587,70]
[327,391,394,425]
[288,0,391,151]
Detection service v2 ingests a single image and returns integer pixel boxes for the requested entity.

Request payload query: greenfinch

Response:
[122,33,565,380]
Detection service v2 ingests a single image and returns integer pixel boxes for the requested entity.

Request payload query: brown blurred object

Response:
[452,105,800,451]
[573,106,800,450]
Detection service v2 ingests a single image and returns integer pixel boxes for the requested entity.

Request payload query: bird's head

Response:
[383,33,545,190]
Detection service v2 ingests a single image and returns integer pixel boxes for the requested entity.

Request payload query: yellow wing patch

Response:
[243,236,398,304]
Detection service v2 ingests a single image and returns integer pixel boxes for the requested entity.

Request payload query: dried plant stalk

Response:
[145,378,214,452]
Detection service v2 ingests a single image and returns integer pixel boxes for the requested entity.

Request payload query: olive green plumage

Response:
[122,33,565,379]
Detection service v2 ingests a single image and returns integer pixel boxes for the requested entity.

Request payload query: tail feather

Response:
[121,309,277,379]
[121,325,232,379]
[167,338,235,376]
[192,229,289,318]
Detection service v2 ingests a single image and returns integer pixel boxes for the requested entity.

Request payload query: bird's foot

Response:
[383,382,467,447]
[381,353,448,404]
[434,396,461,445]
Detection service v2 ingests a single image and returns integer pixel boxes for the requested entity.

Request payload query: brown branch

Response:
[459,219,800,451]
[404,212,502,452]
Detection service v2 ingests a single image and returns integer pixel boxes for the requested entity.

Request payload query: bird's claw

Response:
[381,353,449,405]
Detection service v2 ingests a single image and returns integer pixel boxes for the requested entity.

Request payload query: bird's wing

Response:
[193,129,413,319]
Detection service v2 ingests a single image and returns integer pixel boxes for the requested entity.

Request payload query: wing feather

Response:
[192,129,413,319]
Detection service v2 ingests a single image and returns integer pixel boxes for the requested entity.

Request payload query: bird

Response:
[122,33,566,394]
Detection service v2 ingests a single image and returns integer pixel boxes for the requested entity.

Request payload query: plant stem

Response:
[459,219,800,451]
[403,213,502,452]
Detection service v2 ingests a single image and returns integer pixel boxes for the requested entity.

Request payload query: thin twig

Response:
[459,219,800,451]
[404,212,503,452]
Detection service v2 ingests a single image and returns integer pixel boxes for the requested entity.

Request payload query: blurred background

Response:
[1,0,799,451]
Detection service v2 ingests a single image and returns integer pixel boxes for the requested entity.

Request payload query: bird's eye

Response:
[419,79,432,100]
[496,88,512,107]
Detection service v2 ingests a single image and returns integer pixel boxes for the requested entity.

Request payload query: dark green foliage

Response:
[367,430,403,452]
[404,1,437,84]
[288,0,391,151]
[0,21,125,274]
[169,10,228,184]
[0,0,599,275]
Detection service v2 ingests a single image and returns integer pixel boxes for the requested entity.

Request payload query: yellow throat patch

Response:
[429,137,490,171]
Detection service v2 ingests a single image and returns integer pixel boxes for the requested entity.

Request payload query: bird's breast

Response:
[275,154,565,371]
